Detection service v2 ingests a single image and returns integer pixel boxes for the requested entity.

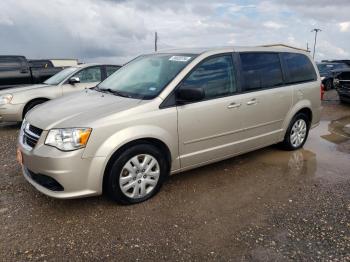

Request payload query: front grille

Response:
[26,168,64,191]
[339,81,350,89]
[28,125,42,136]
[22,123,43,150]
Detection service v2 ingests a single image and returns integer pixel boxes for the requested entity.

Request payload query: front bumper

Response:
[336,88,350,103]
[0,103,25,122]
[19,132,107,199]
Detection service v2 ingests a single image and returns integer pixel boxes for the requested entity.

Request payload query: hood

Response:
[0,84,51,95]
[26,89,144,130]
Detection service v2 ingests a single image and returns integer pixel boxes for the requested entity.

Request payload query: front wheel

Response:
[281,113,310,151]
[105,144,168,204]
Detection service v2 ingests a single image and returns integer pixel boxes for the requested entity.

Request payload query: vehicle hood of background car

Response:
[0,84,51,95]
[25,89,146,130]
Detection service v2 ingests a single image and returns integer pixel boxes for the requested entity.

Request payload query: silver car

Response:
[0,63,120,122]
[18,47,321,204]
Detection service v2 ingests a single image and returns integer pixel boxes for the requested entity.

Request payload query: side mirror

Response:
[176,84,205,104]
[68,77,80,85]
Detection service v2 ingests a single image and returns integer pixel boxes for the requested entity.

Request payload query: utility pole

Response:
[306,42,310,52]
[154,31,158,52]
[311,28,322,59]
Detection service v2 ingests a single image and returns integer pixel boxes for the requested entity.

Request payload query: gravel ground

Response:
[0,90,349,261]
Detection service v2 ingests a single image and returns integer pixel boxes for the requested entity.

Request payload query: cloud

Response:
[263,21,285,29]
[0,0,349,63]
[339,22,350,32]
[0,17,13,26]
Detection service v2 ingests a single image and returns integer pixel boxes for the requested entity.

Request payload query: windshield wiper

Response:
[98,88,130,98]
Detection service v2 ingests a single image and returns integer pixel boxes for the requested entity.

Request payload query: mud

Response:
[0,91,349,261]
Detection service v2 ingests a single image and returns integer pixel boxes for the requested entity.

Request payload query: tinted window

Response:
[106,66,120,77]
[74,66,102,83]
[182,55,236,99]
[0,57,22,71]
[29,60,53,68]
[282,53,316,83]
[240,52,283,91]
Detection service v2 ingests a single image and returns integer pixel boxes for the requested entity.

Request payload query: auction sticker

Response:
[169,56,192,62]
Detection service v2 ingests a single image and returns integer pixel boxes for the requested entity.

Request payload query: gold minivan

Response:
[18,47,321,204]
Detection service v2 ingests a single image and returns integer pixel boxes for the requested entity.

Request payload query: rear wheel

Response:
[105,144,168,204]
[281,113,310,151]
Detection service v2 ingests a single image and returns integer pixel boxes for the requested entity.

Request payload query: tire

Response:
[281,113,310,151]
[105,143,168,204]
[23,99,47,119]
[324,79,333,91]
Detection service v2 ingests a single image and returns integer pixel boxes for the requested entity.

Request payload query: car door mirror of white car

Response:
[68,77,80,85]
[176,84,205,104]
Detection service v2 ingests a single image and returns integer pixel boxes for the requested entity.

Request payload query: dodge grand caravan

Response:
[18,47,321,204]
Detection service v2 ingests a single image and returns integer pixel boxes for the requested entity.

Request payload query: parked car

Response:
[0,63,120,122]
[333,69,350,103]
[316,62,349,90]
[18,47,321,204]
[0,55,76,90]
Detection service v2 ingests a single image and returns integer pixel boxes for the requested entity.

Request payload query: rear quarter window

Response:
[281,53,317,84]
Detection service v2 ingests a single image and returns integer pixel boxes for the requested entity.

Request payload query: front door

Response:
[177,54,243,168]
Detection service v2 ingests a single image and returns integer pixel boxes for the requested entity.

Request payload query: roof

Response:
[157,45,310,55]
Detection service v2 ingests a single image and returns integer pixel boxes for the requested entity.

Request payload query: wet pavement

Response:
[0,90,349,261]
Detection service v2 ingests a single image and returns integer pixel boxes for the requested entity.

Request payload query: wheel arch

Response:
[22,97,50,119]
[280,101,313,141]
[102,137,172,193]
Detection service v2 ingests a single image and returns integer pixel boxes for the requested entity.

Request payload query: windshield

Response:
[98,54,196,99]
[44,67,78,85]
[317,63,348,73]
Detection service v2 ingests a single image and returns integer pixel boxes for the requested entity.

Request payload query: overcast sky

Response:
[0,0,349,64]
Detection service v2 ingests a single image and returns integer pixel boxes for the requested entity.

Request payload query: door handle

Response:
[227,102,241,109]
[246,98,257,105]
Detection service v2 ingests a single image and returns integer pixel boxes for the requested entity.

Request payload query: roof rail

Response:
[260,44,310,52]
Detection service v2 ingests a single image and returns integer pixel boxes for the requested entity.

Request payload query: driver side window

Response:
[74,66,102,83]
[182,55,236,100]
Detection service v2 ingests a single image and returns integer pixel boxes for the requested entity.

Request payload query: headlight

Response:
[45,128,92,151]
[0,94,13,105]
[333,78,340,87]
[320,76,325,81]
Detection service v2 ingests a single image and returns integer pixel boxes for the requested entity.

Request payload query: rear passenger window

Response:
[182,55,236,100]
[240,52,283,91]
[281,53,317,84]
